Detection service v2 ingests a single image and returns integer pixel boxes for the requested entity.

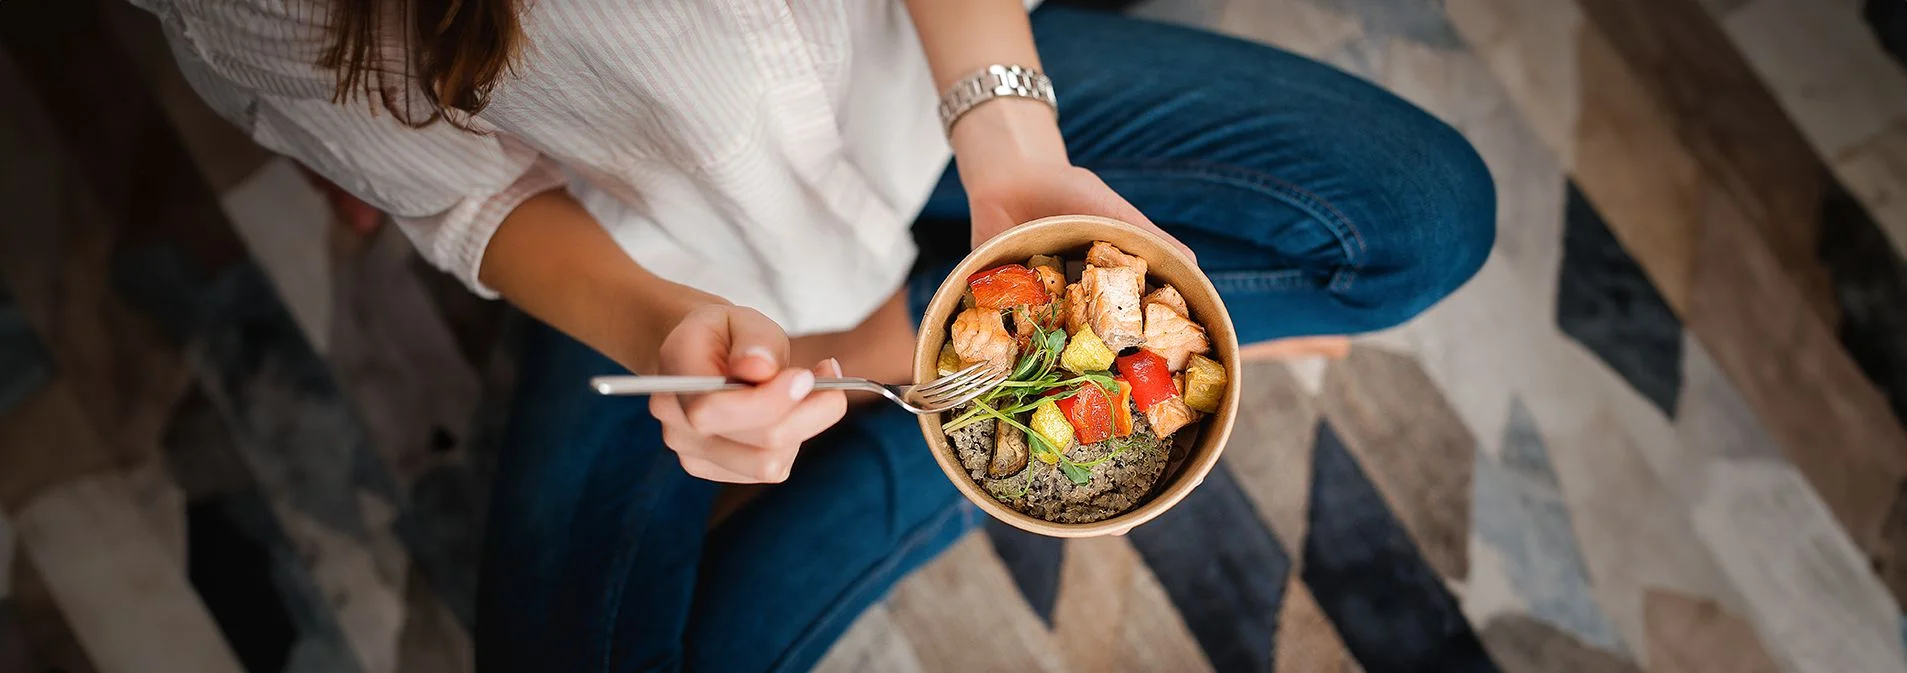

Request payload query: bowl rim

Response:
[911,215,1243,537]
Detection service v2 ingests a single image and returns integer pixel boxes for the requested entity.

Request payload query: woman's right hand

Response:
[647,305,848,483]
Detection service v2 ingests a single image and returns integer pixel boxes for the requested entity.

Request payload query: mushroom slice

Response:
[989,423,1031,478]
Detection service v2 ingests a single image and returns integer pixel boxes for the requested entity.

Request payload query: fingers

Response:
[683,366,815,436]
[968,207,1017,249]
[1082,181,1198,264]
[1146,222,1198,264]
[651,358,846,484]
[1058,169,1196,263]
[1106,204,1197,264]
[678,454,764,484]
[722,307,790,383]
[722,359,847,451]
[656,305,790,383]
[684,434,796,483]
[651,393,790,483]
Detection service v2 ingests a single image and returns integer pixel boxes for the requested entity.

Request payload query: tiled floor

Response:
[3,0,1906,672]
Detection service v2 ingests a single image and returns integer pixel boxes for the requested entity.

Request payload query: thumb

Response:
[969,203,1017,249]
[722,307,791,383]
[1105,200,1197,264]
[1143,221,1198,265]
[1068,171,1198,264]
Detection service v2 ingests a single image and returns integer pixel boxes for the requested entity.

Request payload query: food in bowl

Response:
[934,241,1229,524]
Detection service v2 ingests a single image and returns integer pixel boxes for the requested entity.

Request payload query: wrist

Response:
[613,276,728,374]
[949,97,1069,179]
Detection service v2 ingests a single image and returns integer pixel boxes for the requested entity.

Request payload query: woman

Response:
[135,0,1494,669]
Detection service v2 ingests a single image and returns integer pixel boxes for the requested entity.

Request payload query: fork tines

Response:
[917,362,1008,408]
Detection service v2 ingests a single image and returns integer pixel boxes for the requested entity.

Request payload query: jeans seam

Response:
[1089,159,1368,290]
[764,499,977,673]
[1205,268,1314,293]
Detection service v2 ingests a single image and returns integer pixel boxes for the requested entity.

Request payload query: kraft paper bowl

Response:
[913,215,1242,537]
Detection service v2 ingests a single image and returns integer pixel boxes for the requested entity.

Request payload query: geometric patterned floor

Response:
[5,0,1907,672]
[820,2,1907,670]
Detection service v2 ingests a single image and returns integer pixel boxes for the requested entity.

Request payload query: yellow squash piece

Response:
[1060,325,1117,374]
[1030,399,1076,452]
[937,341,962,376]
[1183,353,1227,413]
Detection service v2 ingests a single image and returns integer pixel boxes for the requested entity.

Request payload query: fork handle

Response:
[589,375,865,396]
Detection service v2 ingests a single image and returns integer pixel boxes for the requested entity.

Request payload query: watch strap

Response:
[937,64,1058,137]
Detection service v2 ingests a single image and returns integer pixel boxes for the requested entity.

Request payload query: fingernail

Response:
[788,370,815,400]
[741,346,776,366]
[823,358,843,377]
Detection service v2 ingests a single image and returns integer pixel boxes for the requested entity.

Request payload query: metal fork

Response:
[587,362,1009,414]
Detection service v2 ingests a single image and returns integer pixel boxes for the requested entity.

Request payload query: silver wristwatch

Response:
[937,64,1057,136]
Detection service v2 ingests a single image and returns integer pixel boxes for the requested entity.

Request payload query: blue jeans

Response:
[474,7,1493,673]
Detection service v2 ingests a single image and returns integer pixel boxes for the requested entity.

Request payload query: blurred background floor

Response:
[4,0,1907,671]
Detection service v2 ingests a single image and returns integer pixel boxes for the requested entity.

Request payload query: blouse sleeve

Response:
[151,4,567,298]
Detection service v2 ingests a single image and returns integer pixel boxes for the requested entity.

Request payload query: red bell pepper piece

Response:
[967,264,1048,310]
[1111,378,1135,437]
[1054,383,1115,445]
[1116,350,1178,412]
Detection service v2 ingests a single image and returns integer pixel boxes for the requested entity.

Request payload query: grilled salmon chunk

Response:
[1081,265,1145,349]
[952,307,1017,373]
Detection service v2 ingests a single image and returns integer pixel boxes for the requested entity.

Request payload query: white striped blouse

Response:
[130,0,959,336]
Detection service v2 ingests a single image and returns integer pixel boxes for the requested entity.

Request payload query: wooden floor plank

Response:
[813,604,927,673]
[1477,614,1643,673]
[1686,193,1907,569]
[1835,119,1907,260]
[1445,0,1907,602]
[0,598,35,673]
[1713,0,1907,259]
[1569,29,1707,314]
[1577,0,1836,317]
[97,1,273,196]
[1685,461,1907,672]
[1716,0,1907,158]
[1272,577,1358,673]
[1316,346,1477,583]
[396,572,474,673]
[1112,551,1213,673]
[3,5,478,669]
[217,159,339,356]
[1444,0,1585,165]
[327,224,484,489]
[273,504,407,673]
[0,48,192,475]
[1050,536,1135,673]
[887,533,1071,673]
[15,473,244,673]
[1540,406,1735,661]
[0,280,50,425]
[7,556,100,673]
[1221,361,1321,566]
[0,384,119,512]
[1642,589,1784,673]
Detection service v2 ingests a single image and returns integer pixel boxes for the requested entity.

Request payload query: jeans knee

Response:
[1423,123,1496,291]
[1346,120,1496,331]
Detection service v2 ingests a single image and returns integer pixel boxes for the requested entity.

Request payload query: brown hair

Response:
[319,0,522,128]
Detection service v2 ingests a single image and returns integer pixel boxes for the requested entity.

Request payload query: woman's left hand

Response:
[952,99,1195,261]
